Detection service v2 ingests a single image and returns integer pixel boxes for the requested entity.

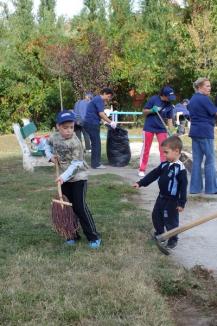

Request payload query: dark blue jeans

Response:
[84,123,101,168]
[190,137,217,194]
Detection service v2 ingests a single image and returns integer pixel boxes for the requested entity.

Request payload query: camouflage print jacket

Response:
[45,132,88,182]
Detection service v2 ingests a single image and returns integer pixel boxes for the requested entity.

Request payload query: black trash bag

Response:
[106,126,131,167]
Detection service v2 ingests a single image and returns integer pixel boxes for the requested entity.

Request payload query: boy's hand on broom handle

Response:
[56,177,64,185]
[177,206,184,212]
[50,155,60,164]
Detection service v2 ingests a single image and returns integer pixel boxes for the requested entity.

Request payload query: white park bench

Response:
[13,119,53,172]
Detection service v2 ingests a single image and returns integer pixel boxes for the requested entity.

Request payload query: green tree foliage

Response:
[43,33,111,97]
[39,0,56,14]
[1,0,217,133]
[182,0,217,77]
[11,0,34,41]
[0,0,67,132]
[168,0,217,96]
[38,0,56,33]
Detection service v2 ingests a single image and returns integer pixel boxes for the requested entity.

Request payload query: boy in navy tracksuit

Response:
[133,136,188,249]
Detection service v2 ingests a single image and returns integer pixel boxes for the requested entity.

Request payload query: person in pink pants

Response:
[138,86,176,177]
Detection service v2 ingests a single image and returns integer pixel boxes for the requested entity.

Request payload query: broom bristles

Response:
[51,195,78,239]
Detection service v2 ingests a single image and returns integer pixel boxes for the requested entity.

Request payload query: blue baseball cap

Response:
[56,110,76,124]
[162,86,176,101]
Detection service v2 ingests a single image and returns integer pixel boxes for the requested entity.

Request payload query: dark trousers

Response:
[152,196,179,243]
[61,180,99,241]
[84,123,101,168]
[74,124,91,151]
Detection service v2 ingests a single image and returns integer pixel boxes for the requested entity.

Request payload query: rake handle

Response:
[156,111,172,136]
[157,212,217,241]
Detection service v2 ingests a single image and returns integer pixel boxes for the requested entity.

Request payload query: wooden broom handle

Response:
[55,160,63,201]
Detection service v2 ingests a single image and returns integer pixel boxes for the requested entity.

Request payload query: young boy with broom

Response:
[45,110,101,248]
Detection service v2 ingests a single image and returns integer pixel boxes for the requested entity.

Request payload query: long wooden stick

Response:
[156,110,172,136]
[157,212,217,241]
[55,161,63,199]
[54,161,69,208]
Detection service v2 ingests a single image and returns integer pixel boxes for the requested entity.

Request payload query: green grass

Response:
[0,134,217,325]
[0,155,173,325]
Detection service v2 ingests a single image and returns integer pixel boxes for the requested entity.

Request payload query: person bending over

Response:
[83,88,116,169]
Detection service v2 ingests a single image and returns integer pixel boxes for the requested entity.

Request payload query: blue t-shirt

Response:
[143,95,173,132]
[188,93,217,139]
[84,95,105,125]
[173,104,190,117]
[74,99,89,123]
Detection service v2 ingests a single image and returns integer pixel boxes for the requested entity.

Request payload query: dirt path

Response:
[89,141,217,276]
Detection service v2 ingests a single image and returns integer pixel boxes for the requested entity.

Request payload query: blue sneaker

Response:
[88,239,101,249]
[65,239,76,246]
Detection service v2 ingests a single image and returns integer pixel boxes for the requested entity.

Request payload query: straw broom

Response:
[51,161,79,239]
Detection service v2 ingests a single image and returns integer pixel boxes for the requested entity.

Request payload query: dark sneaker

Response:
[167,240,178,249]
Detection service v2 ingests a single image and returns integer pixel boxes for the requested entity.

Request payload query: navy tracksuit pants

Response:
[152,195,179,243]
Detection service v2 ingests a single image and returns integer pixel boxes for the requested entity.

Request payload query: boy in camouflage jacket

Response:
[45,110,101,249]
